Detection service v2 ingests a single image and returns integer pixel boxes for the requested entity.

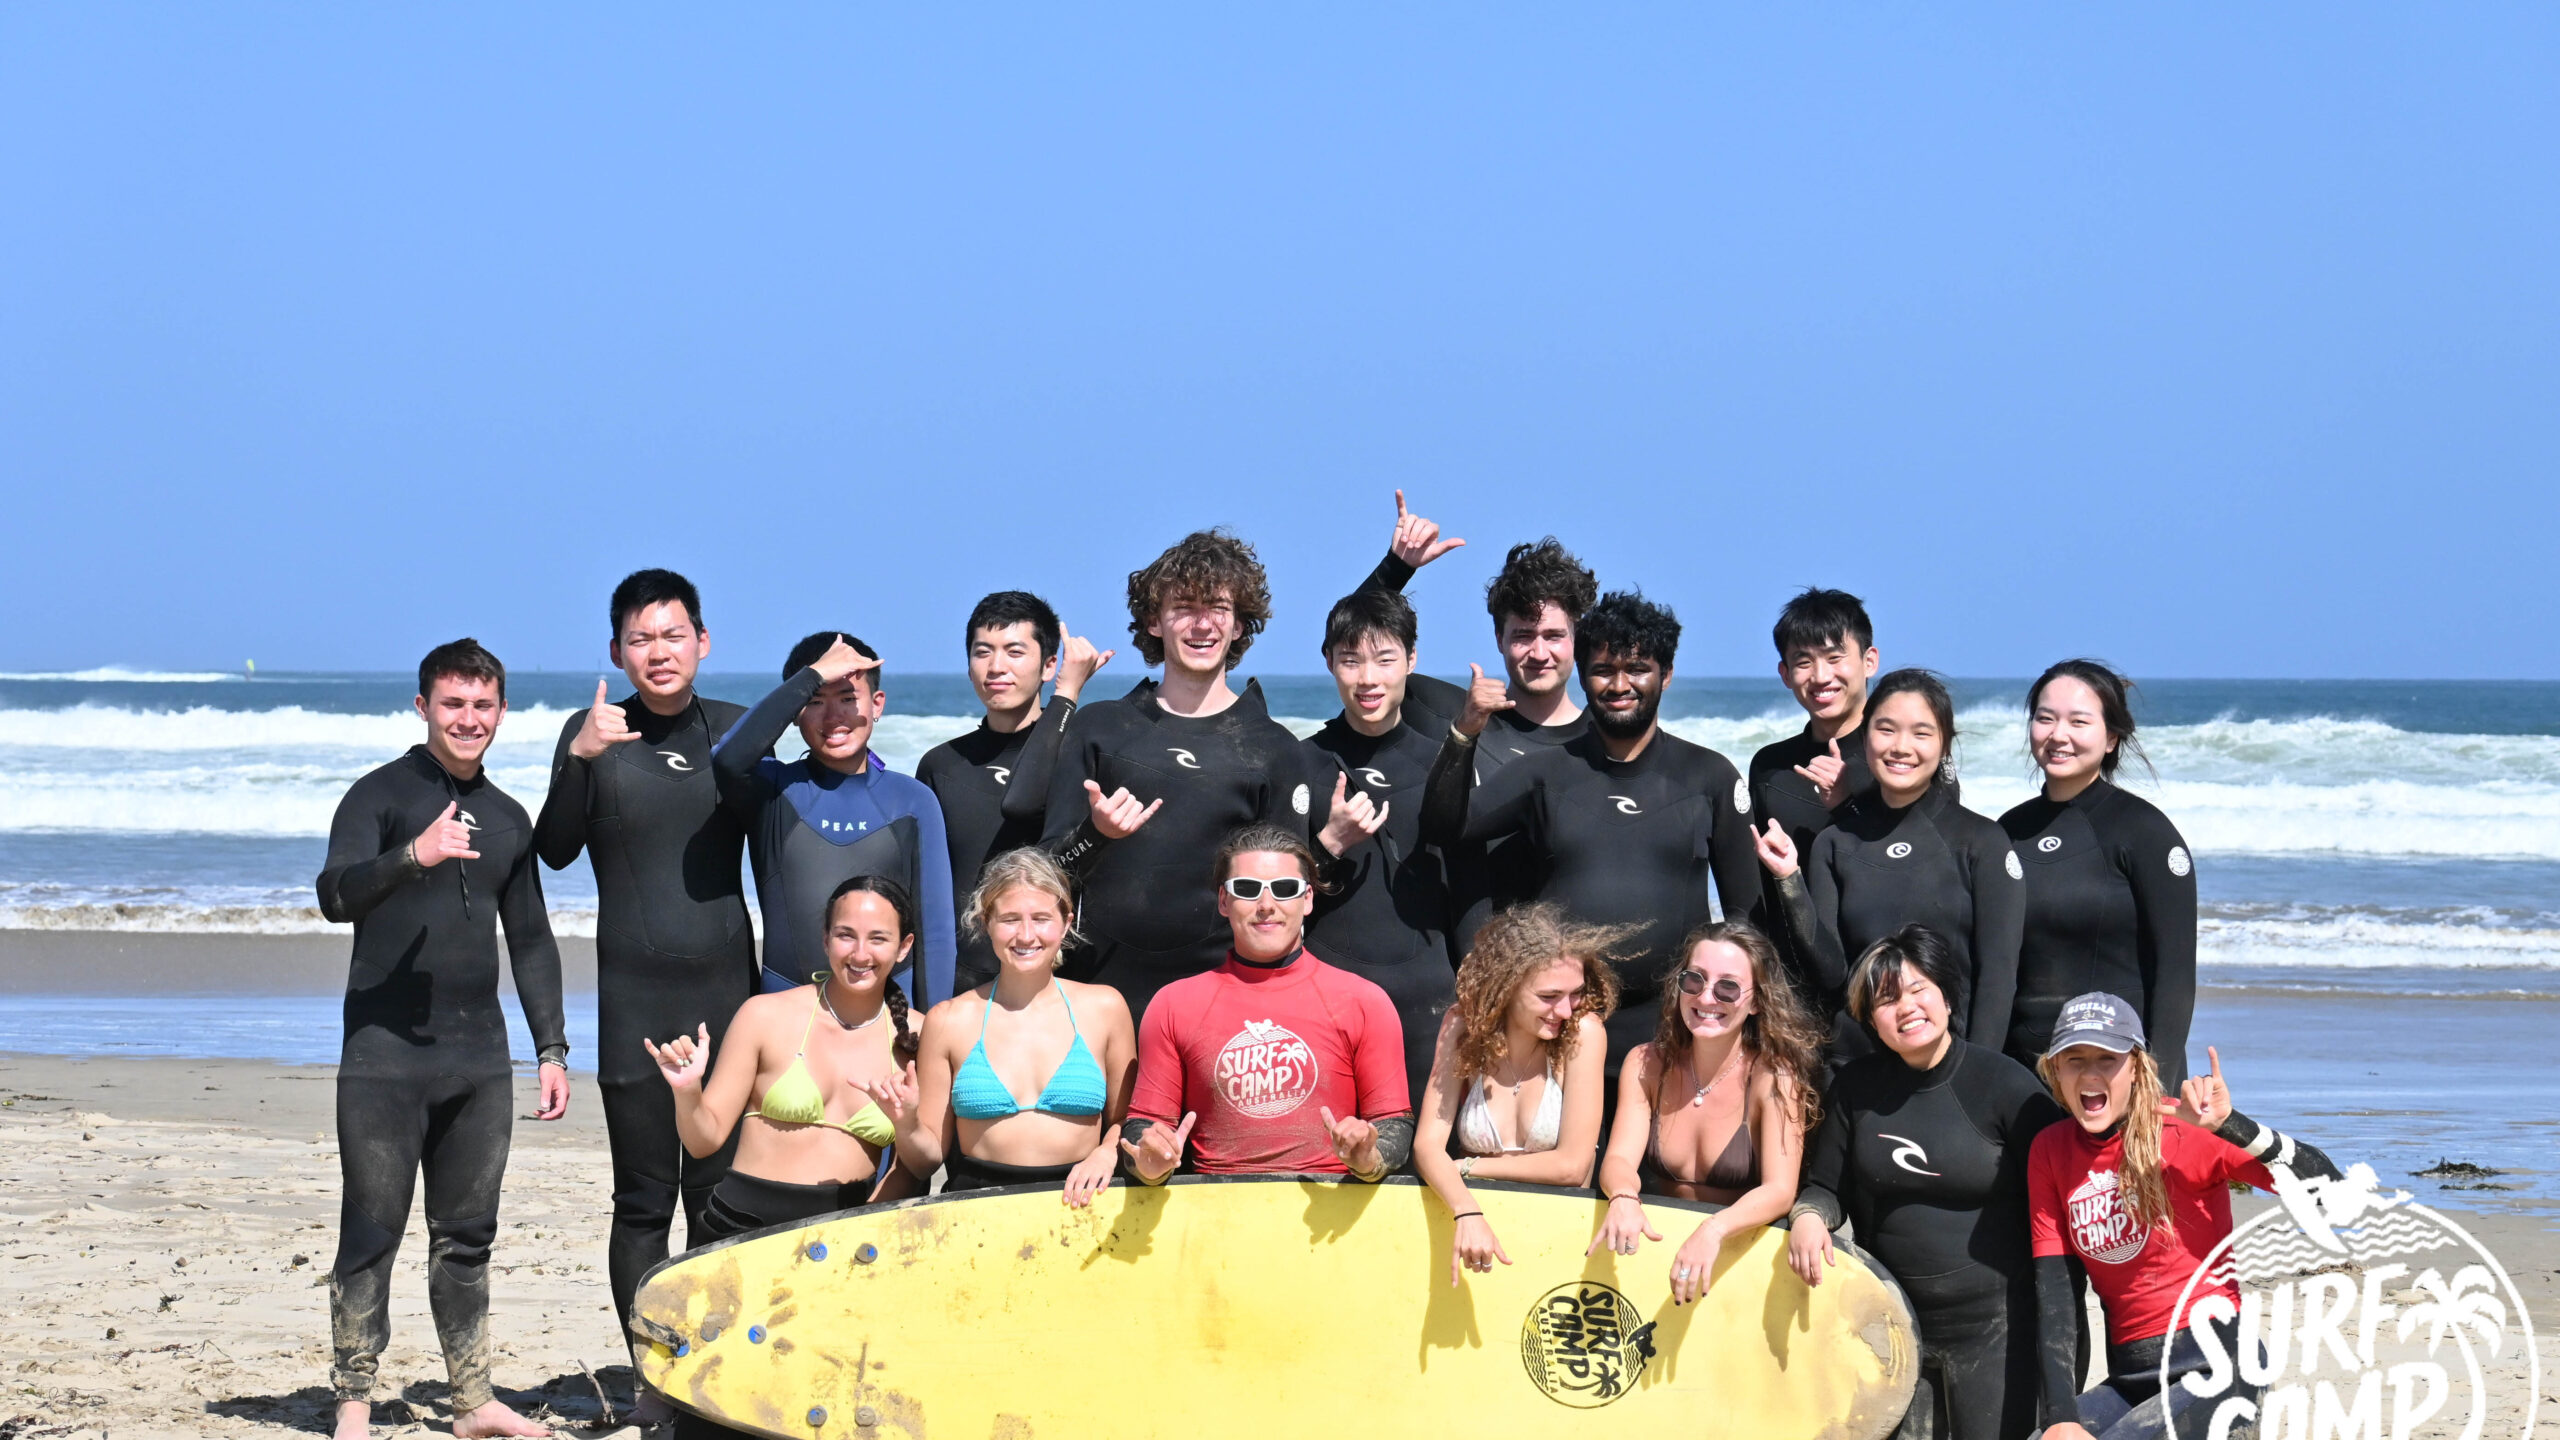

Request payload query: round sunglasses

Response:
[1675,970,1749,1003]
[1222,875,1310,901]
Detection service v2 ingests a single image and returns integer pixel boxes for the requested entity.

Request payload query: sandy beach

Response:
[3,931,2556,1438]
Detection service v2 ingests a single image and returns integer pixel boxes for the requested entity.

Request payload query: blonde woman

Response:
[862,849,1136,1205]
[2028,994,2342,1440]
[1589,920,1824,1308]
[1414,904,1629,1287]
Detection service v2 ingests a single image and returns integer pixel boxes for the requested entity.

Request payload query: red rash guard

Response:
[1128,948,1410,1175]
[2027,1117,2273,1346]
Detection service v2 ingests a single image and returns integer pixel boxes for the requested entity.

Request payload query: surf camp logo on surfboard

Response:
[1520,1281,1658,1407]
[1214,1019,1319,1118]
[2165,1162,2541,1437]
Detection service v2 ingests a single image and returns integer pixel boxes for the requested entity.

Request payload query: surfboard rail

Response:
[633,1174,1917,1440]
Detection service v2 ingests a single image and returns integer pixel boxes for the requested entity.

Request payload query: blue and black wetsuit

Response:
[532,692,754,1338]
[713,668,956,1008]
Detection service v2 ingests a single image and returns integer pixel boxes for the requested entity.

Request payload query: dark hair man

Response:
[1300,491,1479,1102]
[713,632,956,1009]
[1118,824,1414,1184]
[316,639,565,1440]
[915,591,1113,990]
[1040,529,1326,1025]
[529,569,750,1412]
[1422,591,1763,1083]
[1747,588,1881,986]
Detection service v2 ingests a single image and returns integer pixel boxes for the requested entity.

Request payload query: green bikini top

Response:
[747,994,896,1148]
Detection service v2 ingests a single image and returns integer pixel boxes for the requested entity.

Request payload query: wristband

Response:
[1449,1210,1483,1221]
[1608,1192,1640,1204]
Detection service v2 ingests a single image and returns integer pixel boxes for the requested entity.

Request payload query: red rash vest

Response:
[2027,1117,2273,1346]
[1128,947,1410,1175]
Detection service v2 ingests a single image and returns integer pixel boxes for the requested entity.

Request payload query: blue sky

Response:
[4,7,2554,679]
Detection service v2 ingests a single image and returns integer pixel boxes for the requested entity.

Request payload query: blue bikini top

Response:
[950,981,1108,1120]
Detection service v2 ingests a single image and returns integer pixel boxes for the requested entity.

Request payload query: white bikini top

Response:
[1456,1065,1563,1156]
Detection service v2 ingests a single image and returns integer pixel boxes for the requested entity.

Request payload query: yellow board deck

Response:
[633,1175,1916,1440]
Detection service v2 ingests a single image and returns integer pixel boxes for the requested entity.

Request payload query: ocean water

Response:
[3,669,2555,975]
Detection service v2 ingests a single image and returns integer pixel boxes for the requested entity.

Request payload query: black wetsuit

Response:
[1039,677,1322,1024]
[1421,724,1763,1078]
[1770,783,2024,1062]
[315,746,566,1414]
[532,693,754,1339]
[712,668,956,1006]
[1999,779,2198,1089]
[915,698,1077,992]
[1748,721,1874,985]
[1796,1040,2063,1440]
[1302,673,1470,1106]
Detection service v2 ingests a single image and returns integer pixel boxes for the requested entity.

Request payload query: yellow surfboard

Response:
[632,1176,1916,1440]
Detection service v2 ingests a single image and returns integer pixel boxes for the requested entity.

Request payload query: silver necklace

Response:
[819,983,886,1033]
[1686,1043,1743,1107]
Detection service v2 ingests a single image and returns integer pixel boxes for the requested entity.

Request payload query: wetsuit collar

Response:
[1907,1035,1964,1089]
[402,744,484,792]
[1226,945,1307,975]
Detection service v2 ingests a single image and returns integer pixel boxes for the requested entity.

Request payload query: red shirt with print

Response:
[2027,1117,2273,1346]
[1128,948,1411,1176]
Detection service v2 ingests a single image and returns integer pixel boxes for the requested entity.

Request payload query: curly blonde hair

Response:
[1448,903,1631,1086]
[963,848,1084,960]
[1653,920,1825,1135]
[2038,1045,2173,1234]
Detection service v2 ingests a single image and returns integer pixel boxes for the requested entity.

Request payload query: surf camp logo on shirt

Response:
[2164,1163,2539,1438]
[2067,1168,2150,1265]
[1521,1281,1657,1408]
[1214,1019,1319,1118]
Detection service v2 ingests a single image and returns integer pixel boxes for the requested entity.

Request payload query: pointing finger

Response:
[1394,488,1409,521]
[2208,1046,2224,1083]
[1173,1111,1198,1146]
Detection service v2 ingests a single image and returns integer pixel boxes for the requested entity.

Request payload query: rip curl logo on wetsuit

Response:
[1886,841,1912,859]
[1609,795,1642,815]
[1356,768,1390,789]
[1167,747,1201,770]
[658,750,695,773]
[1879,1133,1940,1177]
[1732,777,1751,814]
[2167,845,2192,877]
[1214,1020,1319,1118]
[986,765,1011,785]
[2039,835,2063,853]
[1291,784,1310,816]
[1520,1281,1657,1408]
[2005,851,2024,879]
[2067,1168,2150,1265]
[456,810,479,830]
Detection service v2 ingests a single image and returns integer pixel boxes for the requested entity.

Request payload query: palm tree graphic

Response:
[2397,1264,2507,1440]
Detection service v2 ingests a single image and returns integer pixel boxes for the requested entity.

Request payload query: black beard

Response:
[1587,690,1661,741]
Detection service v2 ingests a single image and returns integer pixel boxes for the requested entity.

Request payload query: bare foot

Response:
[629,1384,675,1427]
[333,1399,371,1440]
[452,1399,551,1438]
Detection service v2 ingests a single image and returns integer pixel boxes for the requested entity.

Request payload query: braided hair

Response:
[822,874,923,1064]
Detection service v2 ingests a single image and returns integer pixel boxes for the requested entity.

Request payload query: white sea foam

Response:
[2,704,2558,862]
[0,903,599,937]
[0,668,248,683]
